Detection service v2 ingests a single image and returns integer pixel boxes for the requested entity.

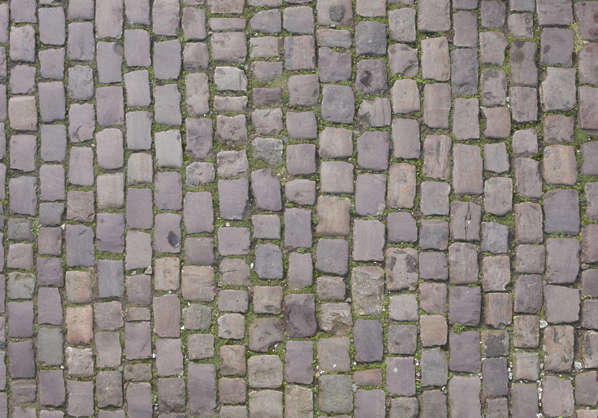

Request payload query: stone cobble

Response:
[0,0,597,416]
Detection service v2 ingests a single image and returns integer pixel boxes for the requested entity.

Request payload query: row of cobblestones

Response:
[1,0,598,416]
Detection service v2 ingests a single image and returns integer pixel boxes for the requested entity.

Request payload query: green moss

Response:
[452,323,467,334]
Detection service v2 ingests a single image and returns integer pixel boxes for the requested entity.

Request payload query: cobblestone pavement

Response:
[1,0,598,416]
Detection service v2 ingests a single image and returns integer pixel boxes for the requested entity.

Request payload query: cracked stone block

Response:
[450,201,481,242]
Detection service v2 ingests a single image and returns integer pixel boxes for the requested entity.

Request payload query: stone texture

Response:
[3,2,594,415]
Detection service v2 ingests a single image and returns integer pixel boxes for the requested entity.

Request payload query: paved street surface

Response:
[1,0,598,416]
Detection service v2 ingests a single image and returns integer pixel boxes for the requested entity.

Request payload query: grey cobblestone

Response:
[0,0,594,415]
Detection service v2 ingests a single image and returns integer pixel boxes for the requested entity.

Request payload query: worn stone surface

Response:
[3,1,593,414]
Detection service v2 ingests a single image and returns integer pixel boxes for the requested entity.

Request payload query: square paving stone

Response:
[353,220,384,262]
[544,285,580,323]
[316,276,346,301]
[387,212,418,243]
[255,243,283,280]
[418,0,450,31]
[513,315,540,348]
[127,153,152,184]
[39,48,65,79]
[420,315,448,347]
[389,43,418,77]
[482,329,510,357]
[484,293,513,328]
[286,252,312,290]
[448,243,479,284]
[538,0,573,25]
[319,375,353,414]
[419,220,449,250]
[286,144,316,175]
[542,376,574,417]
[449,286,481,326]
[387,357,416,397]
[96,86,124,126]
[317,0,353,25]
[248,355,283,389]
[321,85,354,124]
[388,324,417,355]
[8,96,36,131]
[354,174,386,217]
[67,380,94,417]
[421,348,448,387]
[418,252,448,281]
[390,294,418,321]
[319,47,352,82]
[356,59,387,93]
